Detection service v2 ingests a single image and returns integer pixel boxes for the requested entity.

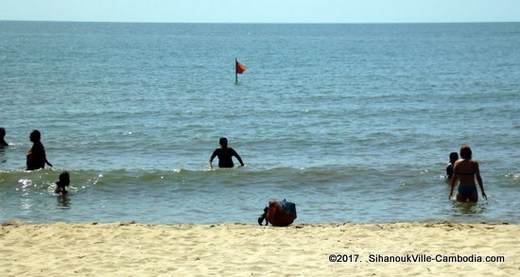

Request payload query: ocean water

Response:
[1,22,519,224]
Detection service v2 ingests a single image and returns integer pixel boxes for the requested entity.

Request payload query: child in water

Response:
[209,137,245,169]
[446,152,458,182]
[26,130,53,170]
[55,171,70,195]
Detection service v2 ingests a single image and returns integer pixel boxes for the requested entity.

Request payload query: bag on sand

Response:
[258,199,297,227]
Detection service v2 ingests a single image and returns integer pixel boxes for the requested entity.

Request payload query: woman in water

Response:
[26,130,53,170]
[449,145,487,202]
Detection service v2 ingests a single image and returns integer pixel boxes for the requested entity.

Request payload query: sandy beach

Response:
[0,222,518,276]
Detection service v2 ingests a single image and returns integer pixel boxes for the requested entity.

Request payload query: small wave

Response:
[2,166,514,191]
[505,172,520,184]
[0,166,397,187]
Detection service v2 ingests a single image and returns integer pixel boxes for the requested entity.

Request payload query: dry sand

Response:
[0,222,518,276]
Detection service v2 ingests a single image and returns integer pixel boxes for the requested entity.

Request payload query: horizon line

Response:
[1,19,519,25]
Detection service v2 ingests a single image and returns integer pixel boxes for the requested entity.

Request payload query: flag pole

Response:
[235,58,238,84]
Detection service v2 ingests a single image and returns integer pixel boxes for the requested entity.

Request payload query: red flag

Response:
[235,59,247,74]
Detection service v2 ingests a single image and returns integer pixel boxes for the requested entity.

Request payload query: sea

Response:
[0,21,519,224]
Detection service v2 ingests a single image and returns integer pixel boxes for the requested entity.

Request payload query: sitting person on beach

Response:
[26,130,53,170]
[446,152,459,182]
[449,145,487,202]
[258,199,297,227]
[0,128,8,147]
[55,171,70,195]
[209,137,245,169]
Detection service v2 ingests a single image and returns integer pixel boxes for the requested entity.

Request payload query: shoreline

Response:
[1,219,516,226]
[1,222,518,276]
[2,218,517,225]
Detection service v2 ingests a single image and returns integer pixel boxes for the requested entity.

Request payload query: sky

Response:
[0,0,519,23]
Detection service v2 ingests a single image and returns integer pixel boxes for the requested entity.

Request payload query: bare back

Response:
[448,147,486,202]
[453,159,478,186]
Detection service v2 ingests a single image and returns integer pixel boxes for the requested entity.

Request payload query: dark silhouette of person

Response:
[446,152,459,181]
[0,128,8,147]
[26,130,53,170]
[55,171,70,195]
[209,137,244,169]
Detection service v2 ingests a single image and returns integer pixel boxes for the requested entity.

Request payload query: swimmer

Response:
[446,152,459,182]
[26,130,53,170]
[0,128,8,147]
[449,145,487,202]
[55,171,70,195]
[209,137,245,169]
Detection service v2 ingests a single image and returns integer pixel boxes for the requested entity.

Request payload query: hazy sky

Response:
[0,0,519,23]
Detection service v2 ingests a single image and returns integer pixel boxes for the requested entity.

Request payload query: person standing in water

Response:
[446,152,459,182]
[209,137,245,169]
[0,128,8,147]
[449,145,487,202]
[26,130,53,170]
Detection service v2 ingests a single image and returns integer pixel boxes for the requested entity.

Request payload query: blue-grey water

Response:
[0,22,519,224]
